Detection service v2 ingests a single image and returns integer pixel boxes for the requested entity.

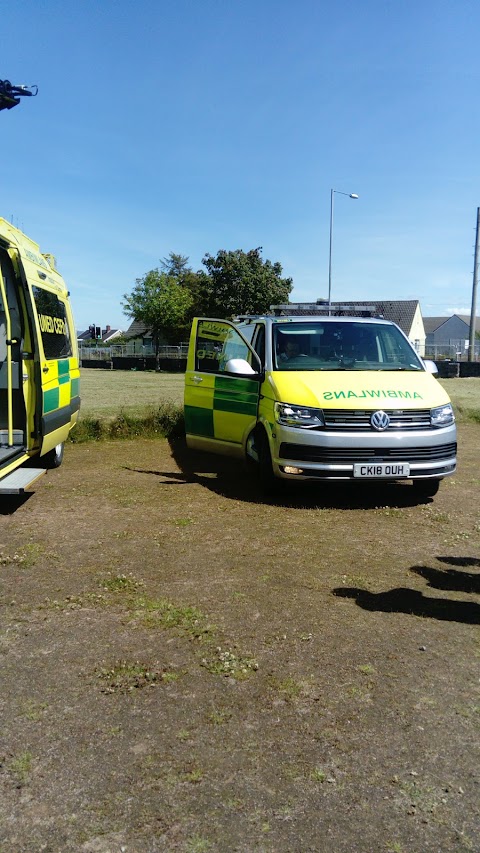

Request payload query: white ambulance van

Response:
[184,310,456,498]
[0,218,80,493]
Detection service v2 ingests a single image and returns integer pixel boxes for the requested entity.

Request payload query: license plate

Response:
[353,462,410,478]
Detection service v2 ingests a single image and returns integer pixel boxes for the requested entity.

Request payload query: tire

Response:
[412,479,440,499]
[257,429,277,494]
[41,442,65,469]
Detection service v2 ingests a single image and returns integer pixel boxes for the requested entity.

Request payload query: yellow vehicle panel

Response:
[265,370,450,410]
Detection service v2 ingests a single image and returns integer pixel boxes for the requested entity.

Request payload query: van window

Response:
[273,322,423,371]
[252,325,265,366]
[195,320,254,373]
[32,286,72,359]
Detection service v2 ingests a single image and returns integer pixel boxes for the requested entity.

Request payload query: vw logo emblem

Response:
[370,410,390,431]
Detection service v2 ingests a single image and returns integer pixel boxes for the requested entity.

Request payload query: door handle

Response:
[42,366,50,373]
[192,375,203,384]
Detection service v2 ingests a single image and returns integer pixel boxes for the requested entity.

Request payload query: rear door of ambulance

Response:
[29,283,80,455]
[184,319,261,453]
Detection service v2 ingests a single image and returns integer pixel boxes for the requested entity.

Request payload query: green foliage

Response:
[122,267,194,346]
[69,401,184,443]
[123,247,292,343]
[197,247,292,318]
[95,660,170,693]
[160,252,191,277]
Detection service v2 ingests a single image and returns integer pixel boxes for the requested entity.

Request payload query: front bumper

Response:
[271,423,457,481]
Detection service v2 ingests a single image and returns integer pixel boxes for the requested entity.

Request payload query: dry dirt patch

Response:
[0,426,479,852]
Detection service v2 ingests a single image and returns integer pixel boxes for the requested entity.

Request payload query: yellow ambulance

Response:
[184,311,456,498]
[0,218,80,493]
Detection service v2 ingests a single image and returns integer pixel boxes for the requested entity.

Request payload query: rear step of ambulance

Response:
[0,429,46,494]
[0,467,46,494]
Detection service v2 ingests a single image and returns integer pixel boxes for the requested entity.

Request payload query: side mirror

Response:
[225,358,258,376]
[423,359,438,375]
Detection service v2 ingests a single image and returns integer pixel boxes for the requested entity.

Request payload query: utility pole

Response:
[468,207,479,362]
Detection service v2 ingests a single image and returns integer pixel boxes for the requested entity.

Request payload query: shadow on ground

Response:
[333,586,480,624]
[121,437,439,510]
[333,555,480,625]
[411,563,480,594]
[0,494,32,515]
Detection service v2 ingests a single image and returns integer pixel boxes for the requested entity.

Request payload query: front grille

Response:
[280,442,457,464]
[323,408,431,430]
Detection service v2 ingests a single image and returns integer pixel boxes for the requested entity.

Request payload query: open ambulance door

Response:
[184,319,263,455]
[0,249,29,467]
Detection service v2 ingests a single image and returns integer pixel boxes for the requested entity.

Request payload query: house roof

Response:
[125,319,152,339]
[102,328,121,342]
[423,316,451,334]
[423,314,480,334]
[456,314,480,331]
[333,301,420,335]
[272,300,421,336]
[77,326,123,342]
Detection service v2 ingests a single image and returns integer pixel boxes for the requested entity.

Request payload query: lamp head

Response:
[349,193,359,199]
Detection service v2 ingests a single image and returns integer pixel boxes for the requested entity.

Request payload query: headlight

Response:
[274,402,324,428]
[431,403,455,427]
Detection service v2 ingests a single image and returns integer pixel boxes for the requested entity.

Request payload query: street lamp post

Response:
[328,189,359,314]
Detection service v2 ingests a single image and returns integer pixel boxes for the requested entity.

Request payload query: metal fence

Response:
[79,342,479,363]
[424,344,480,362]
[79,343,189,361]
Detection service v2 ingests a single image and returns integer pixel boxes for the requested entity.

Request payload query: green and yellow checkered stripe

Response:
[42,357,80,415]
[185,375,258,440]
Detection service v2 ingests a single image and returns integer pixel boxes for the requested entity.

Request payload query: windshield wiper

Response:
[377,366,420,371]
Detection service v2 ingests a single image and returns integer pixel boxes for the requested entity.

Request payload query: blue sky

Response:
[2,0,480,332]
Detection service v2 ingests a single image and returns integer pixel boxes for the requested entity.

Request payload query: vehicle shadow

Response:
[147,438,440,510]
[0,494,32,515]
[332,585,480,625]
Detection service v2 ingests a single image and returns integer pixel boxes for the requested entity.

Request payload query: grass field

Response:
[2,425,479,851]
[79,369,185,416]
[79,368,480,421]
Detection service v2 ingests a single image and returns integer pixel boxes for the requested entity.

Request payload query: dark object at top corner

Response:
[0,79,38,112]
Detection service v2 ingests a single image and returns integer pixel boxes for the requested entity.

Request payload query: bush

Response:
[69,402,185,443]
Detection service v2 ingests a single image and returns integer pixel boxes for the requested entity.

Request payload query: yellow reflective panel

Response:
[268,370,450,410]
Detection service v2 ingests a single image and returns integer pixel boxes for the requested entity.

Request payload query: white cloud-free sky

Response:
[2,0,479,331]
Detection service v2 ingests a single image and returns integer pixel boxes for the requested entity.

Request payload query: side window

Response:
[235,322,255,345]
[252,325,265,366]
[195,320,255,373]
[32,286,72,359]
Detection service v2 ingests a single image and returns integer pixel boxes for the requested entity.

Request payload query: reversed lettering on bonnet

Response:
[323,389,423,401]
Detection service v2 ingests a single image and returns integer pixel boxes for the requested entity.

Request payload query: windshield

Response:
[273,322,424,371]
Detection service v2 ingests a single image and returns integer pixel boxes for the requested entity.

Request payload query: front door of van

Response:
[184,319,262,451]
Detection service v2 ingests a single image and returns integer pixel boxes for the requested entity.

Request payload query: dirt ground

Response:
[1,426,479,853]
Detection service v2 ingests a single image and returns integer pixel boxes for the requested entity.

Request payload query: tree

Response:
[196,248,292,318]
[122,269,194,356]
[160,253,191,278]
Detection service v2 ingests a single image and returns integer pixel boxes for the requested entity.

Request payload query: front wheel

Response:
[412,479,440,499]
[41,442,65,469]
[257,430,277,494]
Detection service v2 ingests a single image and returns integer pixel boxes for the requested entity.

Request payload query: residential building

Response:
[423,315,479,356]
[77,324,123,343]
